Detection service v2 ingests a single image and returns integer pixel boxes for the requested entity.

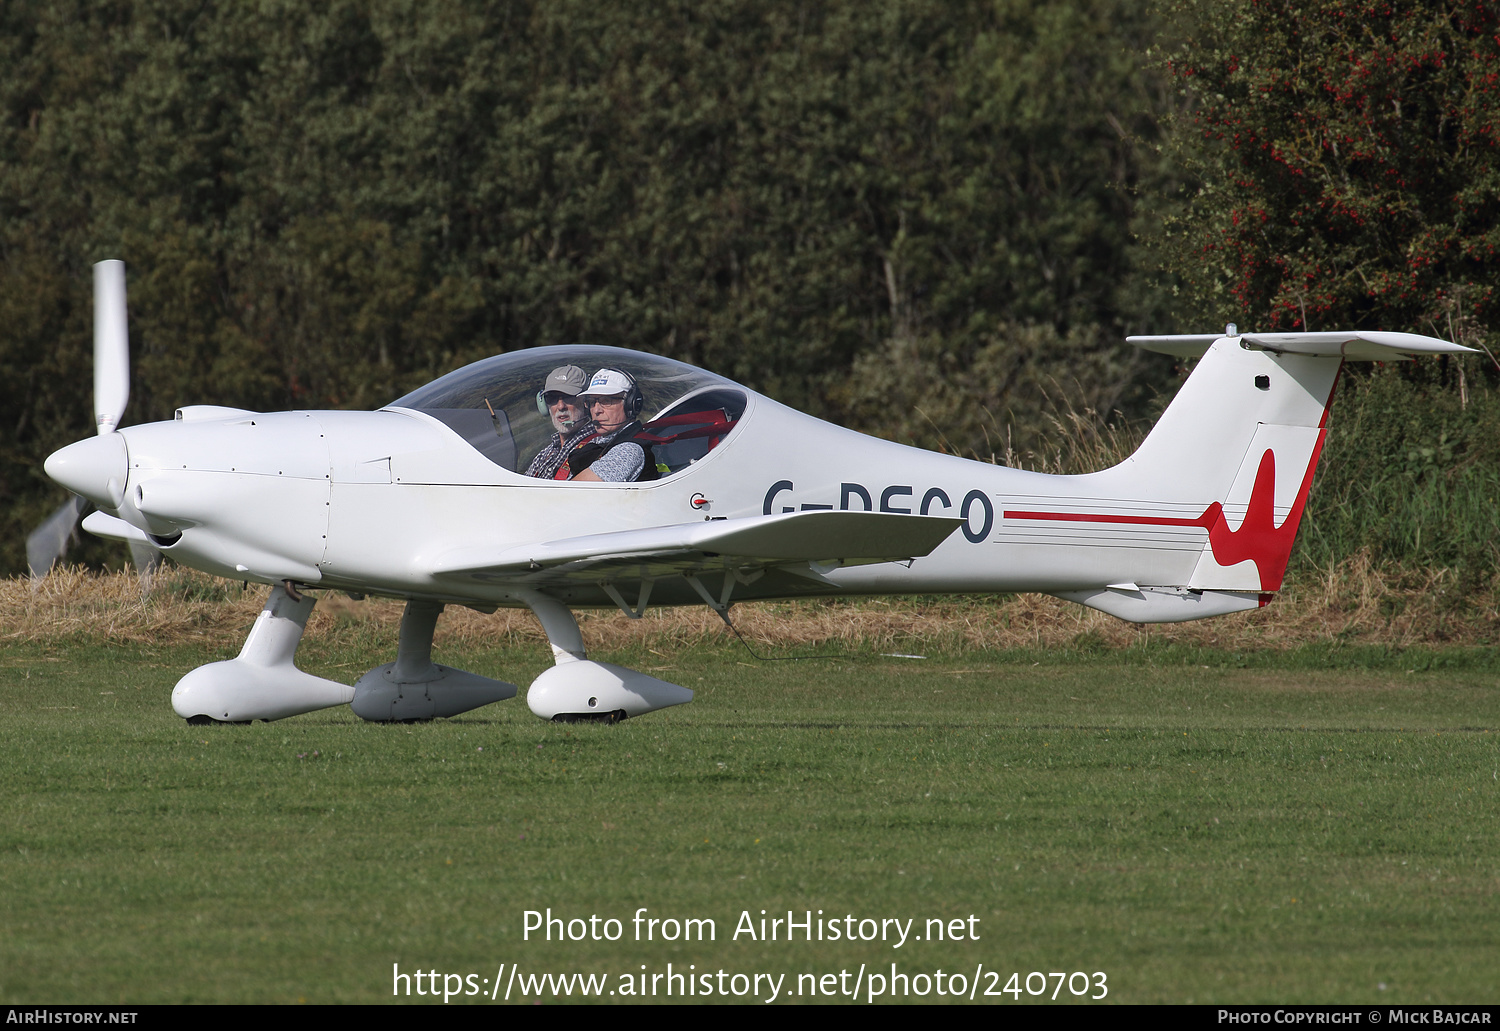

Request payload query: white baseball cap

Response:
[585,369,633,397]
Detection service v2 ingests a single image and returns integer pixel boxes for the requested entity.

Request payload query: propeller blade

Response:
[127,540,164,579]
[93,259,129,435]
[26,494,90,579]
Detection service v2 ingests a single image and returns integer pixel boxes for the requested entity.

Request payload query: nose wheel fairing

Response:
[172,585,354,723]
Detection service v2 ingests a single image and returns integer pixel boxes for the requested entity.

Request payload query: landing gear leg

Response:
[172,583,353,723]
[513,590,693,722]
[350,600,517,721]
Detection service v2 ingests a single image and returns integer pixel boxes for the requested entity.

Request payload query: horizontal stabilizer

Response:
[1128,330,1475,361]
[429,510,963,583]
[1052,586,1266,623]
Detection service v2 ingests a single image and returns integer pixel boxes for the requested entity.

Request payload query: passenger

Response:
[525,365,597,479]
[567,368,659,482]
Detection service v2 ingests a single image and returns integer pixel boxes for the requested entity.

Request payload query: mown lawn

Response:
[1,636,1497,1004]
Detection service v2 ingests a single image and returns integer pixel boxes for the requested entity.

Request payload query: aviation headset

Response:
[584,368,644,421]
[535,390,578,417]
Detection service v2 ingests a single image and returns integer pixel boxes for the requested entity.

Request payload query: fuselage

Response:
[99,400,1195,607]
[48,342,1323,614]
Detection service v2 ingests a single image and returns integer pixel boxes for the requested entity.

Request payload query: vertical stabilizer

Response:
[1104,328,1473,594]
[999,331,1464,608]
[1089,336,1341,593]
[1112,338,1341,512]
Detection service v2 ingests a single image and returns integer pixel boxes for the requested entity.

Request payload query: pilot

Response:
[567,368,659,482]
[525,365,597,479]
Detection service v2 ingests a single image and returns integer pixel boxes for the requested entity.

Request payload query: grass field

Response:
[2,601,1498,1004]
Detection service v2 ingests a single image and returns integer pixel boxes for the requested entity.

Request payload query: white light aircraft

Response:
[45,261,1474,725]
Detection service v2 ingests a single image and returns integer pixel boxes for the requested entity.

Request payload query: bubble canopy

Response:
[386,346,748,477]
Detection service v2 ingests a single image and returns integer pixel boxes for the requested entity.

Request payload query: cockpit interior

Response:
[387,346,748,478]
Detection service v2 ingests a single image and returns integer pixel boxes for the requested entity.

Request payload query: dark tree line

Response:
[0,0,1175,571]
[2,0,1496,580]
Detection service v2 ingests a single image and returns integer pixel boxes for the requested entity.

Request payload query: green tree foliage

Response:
[829,0,1180,459]
[1307,367,1500,582]
[0,0,1173,573]
[1159,0,1500,334]
[833,322,1159,466]
[1157,0,1500,584]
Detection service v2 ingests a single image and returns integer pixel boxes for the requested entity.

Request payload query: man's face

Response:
[544,391,588,434]
[587,394,629,434]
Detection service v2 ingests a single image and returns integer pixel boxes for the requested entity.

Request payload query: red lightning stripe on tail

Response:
[1004,427,1331,592]
[1006,371,1340,592]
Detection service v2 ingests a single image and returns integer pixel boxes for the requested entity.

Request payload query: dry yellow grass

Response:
[4,554,1496,653]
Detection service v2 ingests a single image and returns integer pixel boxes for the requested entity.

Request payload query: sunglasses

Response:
[543,392,584,406]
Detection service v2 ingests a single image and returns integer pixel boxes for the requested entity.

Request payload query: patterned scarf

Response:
[526,423,597,479]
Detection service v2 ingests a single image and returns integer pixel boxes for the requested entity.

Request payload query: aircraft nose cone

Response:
[44,433,128,509]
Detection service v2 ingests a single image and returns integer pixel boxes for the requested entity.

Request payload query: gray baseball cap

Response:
[543,365,589,395]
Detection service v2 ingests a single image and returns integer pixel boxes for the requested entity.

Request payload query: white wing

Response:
[427,510,964,587]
